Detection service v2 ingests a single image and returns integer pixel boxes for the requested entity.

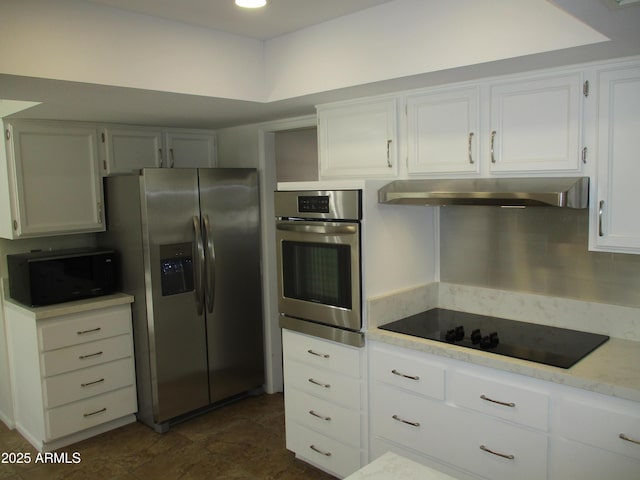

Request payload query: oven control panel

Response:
[298,195,330,213]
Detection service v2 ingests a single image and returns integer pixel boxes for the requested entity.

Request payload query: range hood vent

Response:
[378,177,589,209]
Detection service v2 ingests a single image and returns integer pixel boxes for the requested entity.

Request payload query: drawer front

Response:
[370,343,445,400]
[554,394,640,460]
[449,369,549,430]
[46,386,137,440]
[41,334,133,377]
[286,421,361,478]
[550,437,640,480]
[369,383,452,460]
[285,387,360,448]
[39,305,131,352]
[284,358,361,409]
[283,329,361,378]
[449,410,548,480]
[43,357,135,408]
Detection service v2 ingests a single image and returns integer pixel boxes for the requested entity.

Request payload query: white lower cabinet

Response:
[368,341,640,480]
[4,300,137,451]
[549,390,640,479]
[282,329,364,478]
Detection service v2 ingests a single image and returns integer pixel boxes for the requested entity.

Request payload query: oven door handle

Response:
[276,223,357,235]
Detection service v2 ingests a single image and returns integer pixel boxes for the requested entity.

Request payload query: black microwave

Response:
[7,248,118,307]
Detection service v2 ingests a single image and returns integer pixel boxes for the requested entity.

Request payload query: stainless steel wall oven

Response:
[275,190,364,347]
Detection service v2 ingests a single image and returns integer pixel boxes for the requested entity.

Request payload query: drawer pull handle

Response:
[81,378,105,388]
[77,327,101,335]
[480,444,515,460]
[391,369,420,381]
[309,410,331,422]
[307,349,329,359]
[83,407,107,418]
[480,394,515,408]
[308,378,330,389]
[619,433,640,446]
[309,445,332,457]
[392,414,420,428]
[79,351,103,360]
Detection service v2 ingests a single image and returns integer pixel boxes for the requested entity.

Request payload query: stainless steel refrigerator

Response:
[101,168,264,432]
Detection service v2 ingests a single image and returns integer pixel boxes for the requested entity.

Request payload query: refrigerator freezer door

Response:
[198,168,264,403]
[141,168,210,423]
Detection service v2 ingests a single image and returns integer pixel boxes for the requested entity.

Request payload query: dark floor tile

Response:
[0,394,337,480]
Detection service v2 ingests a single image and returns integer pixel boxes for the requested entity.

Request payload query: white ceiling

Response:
[82,0,395,40]
[2,0,640,129]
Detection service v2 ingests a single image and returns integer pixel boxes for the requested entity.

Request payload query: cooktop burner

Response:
[379,308,609,368]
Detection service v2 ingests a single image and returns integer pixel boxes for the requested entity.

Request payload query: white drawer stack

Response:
[4,299,137,451]
[369,341,549,480]
[39,306,137,440]
[282,329,364,478]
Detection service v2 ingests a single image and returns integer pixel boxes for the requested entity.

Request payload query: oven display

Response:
[298,195,330,214]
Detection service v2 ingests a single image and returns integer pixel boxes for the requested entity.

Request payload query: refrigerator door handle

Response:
[203,214,216,314]
[193,215,205,315]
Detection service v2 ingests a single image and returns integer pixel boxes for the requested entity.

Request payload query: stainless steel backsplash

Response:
[440,207,640,308]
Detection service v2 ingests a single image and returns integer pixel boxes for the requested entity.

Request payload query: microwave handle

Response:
[276,223,357,235]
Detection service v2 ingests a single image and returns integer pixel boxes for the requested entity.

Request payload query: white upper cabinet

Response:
[0,120,105,239]
[489,73,583,173]
[101,126,163,175]
[165,130,216,168]
[591,63,640,254]
[318,98,398,178]
[407,87,480,175]
[100,126,216,175]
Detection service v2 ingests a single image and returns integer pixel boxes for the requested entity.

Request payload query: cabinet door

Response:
[489,73,583,173]
[407,87,480,175]
[318,99,397,178]
[164,131,216,168]
[6,122,104,237]
[593,65,640,253]
[101,127,163,175]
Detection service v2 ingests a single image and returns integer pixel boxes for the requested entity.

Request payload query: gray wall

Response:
[440,207,640,308]
[275,128,318,183]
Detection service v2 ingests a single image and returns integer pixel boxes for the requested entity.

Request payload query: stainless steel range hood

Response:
[378,177,589,208]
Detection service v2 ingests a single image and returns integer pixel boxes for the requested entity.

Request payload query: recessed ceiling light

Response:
[235,0,267,8]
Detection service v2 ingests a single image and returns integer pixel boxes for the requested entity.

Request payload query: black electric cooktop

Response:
[379,308,609,369]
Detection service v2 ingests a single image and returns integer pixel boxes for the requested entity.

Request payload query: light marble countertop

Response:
[367,282,640,403]
[2,292,134,320]
[344,452,459,480]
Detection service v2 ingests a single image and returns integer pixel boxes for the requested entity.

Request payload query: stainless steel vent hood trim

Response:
[378,177,589,208]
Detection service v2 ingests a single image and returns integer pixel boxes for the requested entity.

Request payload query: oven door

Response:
[276,219,361,332]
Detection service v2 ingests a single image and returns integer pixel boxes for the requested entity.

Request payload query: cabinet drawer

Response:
[369,383,451,460]
[370,343,445,400]
[39,305,131,351]
[283,329,361,378]
[286,421,361,478]
[285,387,360,448]
[550,437,640,480]
[449,369,549,431]
[45,386,137,440]
[554,394,640,461]
[41,334,133,377]
[449,409,548,480]
[43,358,135,408]
[284,357,361,410]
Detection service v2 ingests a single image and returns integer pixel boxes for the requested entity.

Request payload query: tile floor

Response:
[0,393,337,480]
